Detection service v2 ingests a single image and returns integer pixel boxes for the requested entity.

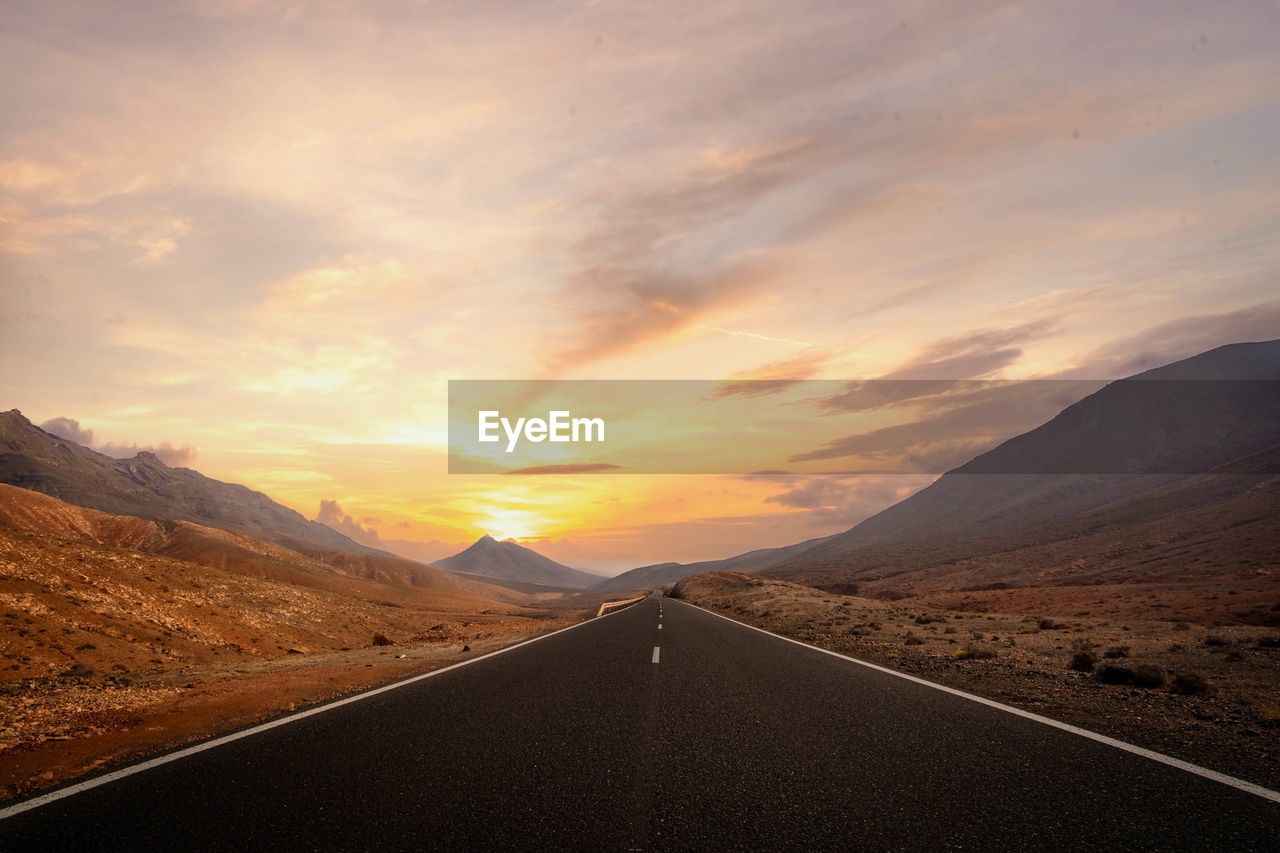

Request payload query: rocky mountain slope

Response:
[0,410,375,554]
[760,340,1280,623]
[0,483,508,612]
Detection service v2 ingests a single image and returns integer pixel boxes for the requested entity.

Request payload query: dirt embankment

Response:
[671,572,1280,792]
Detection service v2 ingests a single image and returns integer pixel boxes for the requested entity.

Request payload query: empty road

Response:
[3,594,1278,851]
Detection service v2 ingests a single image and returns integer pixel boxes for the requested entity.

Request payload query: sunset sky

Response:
[3,1,1279,572]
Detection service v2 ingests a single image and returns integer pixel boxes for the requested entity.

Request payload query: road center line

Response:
[652,646,661,664]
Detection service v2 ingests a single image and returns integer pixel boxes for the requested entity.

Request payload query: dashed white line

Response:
[652,646,661,664]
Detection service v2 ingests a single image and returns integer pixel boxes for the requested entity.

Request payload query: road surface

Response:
[3,594,1278,850]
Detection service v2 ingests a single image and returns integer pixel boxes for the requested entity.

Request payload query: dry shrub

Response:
[1131,661,1166,688]
[1095,662,1133,684]
[1069,650,1099,672]
[954,644,997,661]
[1169,671,1213,696]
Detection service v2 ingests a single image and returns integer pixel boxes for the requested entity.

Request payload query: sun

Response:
[478,508,542,541]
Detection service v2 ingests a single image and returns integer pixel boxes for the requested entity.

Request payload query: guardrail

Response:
[595,596,646,618]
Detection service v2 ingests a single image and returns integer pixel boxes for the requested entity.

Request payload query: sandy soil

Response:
[671,572,1280,792]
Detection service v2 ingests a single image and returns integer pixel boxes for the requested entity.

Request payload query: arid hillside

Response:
[0,483,515,611]
[763,342,1280,623]
[768,466,1280,625]
[0,484,589,800]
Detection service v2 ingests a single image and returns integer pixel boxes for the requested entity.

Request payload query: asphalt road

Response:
[4,594,1278,851]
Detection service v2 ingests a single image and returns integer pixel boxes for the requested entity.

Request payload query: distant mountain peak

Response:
[0,408,34,433]
[437,535,601,589]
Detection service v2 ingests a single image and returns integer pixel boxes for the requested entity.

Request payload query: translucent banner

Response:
[447,379,1280,475]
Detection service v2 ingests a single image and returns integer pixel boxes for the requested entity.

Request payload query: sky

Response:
[2,1,1279,573]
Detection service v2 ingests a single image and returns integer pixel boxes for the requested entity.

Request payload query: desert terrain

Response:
[670,572,1280,791]
[0,485,601,802]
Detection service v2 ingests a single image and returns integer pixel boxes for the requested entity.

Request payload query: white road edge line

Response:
[652,646,661,664]
[675,597,1280,806]
[0,602,644,822]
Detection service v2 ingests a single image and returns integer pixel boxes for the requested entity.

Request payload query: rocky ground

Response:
[670,571,1280,792]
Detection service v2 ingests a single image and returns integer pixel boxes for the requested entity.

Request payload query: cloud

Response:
[315,499,384,547]
[763,474,933,528]
[1060,301,1280,379]
[544,130,868,373]
[501,463,623,475]
[507,536,617,573]
[96,441,198,467]
[39,416,94,446]
[789,380,1102,469]
[314,499,470,564]
[532,1,1280,377]
[545,256,782,374]
[765,477,857,510]
[39,416,197,466]
[880,320,1058,379]
[712,346,846,398]
[813,380,966,416]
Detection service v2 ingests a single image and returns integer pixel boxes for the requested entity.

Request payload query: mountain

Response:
[435,535,603,589]
[0,409,377,555]
[593,534,837,593]
[0,482,510,610]
[760,340,1280,622]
